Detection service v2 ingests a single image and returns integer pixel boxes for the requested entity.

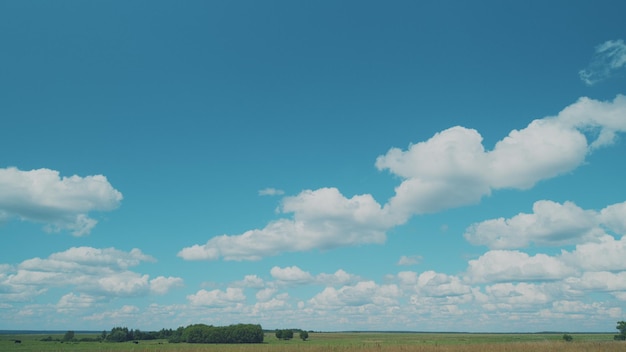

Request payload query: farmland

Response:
[1,331,623,351]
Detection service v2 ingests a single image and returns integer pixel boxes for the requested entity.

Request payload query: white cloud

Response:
[97,272,150,296]
[0,247,181,300]
[47,247,155,270]
[0,167,123,236]
[178,187,390,261]
[258,188,285,196]
[565,271,626,292]
[84,305,139,323]
[56,292,101,313]
[376,126,491,218]
[560,235,626,272]
[464,200,603,249]
[150,276,184,295]
[484,282,551,307]
[415,271,471,297]
[256,288,278,302]
[600,201,626,234]
[465,250,574,284]
[238,275,265,289]
[308,281,401,310]
[187,288,246,307]
[180,95,626,261]
[397,255,422,266]
[270,266,314,284]
[579,39,626,85]
[252,296,290,313]
[378,95,626,220]
[315,269,358,286]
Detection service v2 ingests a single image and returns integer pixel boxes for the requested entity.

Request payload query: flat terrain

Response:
[0,332,622,351]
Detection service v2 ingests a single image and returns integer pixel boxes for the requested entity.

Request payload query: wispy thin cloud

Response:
[258,188,285,196]
[579,39,626,85]
[397,255,422,266]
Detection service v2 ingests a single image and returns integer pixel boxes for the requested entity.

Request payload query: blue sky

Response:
[1,0,626,332]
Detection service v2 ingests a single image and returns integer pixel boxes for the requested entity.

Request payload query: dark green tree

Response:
[107,327,130,342]
[562,334,573,342]
[300,330,309,341]
[62,330,75,342]
[281,329,293,340]
[275,329,283,340]
[615,321,626,341]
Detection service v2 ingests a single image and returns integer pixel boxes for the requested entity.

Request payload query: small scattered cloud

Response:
[0,167,123,236]
[579,39,626,85]
[258,188,285,196]
[187,288,245,307]
[397,255,422,266]
[271,266,314,284]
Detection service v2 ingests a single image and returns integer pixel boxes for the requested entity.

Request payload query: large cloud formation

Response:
[0,167,123,236]
[179,95,626,261]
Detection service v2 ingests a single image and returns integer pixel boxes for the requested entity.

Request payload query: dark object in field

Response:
[14,340,21,343]
[133,341,139,344]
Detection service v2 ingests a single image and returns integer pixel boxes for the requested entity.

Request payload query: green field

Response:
[0,332,622,351]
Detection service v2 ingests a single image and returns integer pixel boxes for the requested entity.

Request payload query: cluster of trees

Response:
[167,324,264,344]
[102,327,168,342]
[275,329,309,341]
[615,321,626,341]
[94,325,263,344]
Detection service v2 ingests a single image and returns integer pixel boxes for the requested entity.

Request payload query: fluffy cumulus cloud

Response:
[270,266,314,284]
[308,281,401,310]
[378,95,626,220]
[0,167,123,236]
[600,201,626,234]
[178,187,391,260]
[0,247,182,302]
[579,39,626,85]
[56,292,102,313]
[465,250,575,284]
[464,200,626,249]
[179,95,626,261]
[464,200,604,249]
[560,235,626,272]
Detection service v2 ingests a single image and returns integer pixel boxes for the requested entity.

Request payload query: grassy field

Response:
[0,332,622,351]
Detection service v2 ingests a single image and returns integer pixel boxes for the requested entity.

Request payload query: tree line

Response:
[99,324,264,344]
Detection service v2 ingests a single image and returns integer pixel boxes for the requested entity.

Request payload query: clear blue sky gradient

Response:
[1,0,626,332]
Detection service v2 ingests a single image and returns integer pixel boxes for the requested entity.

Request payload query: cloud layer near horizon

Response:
[179,95,626,261]
[0,167,123,236]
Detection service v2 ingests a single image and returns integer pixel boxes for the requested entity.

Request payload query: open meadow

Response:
[1,332,623,352]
